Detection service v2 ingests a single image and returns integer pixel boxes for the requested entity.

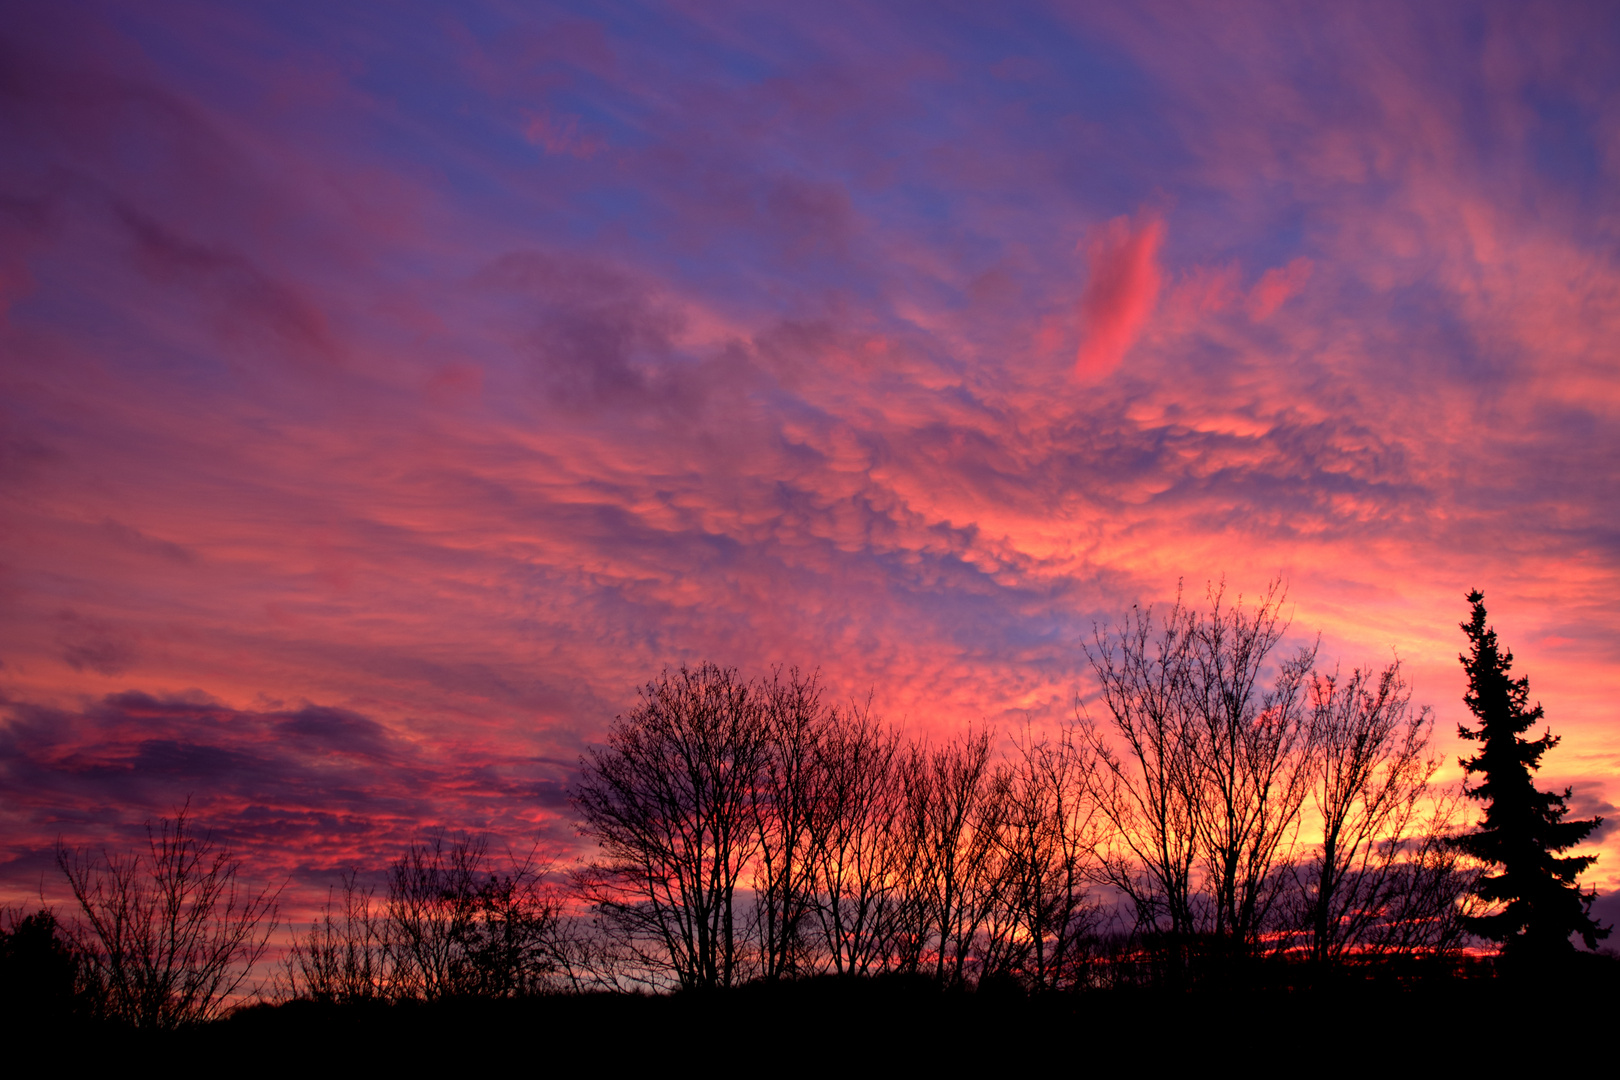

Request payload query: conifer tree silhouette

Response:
[1454,590,1609,956]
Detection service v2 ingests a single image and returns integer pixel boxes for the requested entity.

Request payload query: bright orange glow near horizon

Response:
[2,1,1616,929]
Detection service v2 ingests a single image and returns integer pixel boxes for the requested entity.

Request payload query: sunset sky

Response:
[3,1,1618,921]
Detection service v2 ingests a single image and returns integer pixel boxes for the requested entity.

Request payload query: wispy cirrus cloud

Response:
[1076,215,1164,378]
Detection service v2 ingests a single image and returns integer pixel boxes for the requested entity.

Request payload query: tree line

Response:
[568,583,1478,992]
[4,585,1606,1027]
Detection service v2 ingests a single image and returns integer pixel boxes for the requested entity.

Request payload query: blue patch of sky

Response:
[1523,92,1610,213]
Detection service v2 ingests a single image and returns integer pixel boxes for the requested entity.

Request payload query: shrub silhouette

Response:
[0,909,91,1025]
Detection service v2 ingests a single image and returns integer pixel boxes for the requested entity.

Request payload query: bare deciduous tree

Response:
[466,845,565,997]
[806,697,904,977]
[901,729,1001,986]
[1187,582,1317,948]
[57,806,279,1028]
[1083,582,1319,959]
[993,722,1099,990]
[285,836,562,1002]
[751,667,833,980]
[1082,595,1203,940]
[386,834,484,1000]
[573,663,768,989]
[280,870,389,1003]
[1294,660,1439,962]
[1357,788,1480,957]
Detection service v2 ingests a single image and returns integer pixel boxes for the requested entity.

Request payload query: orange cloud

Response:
[1076,215,1164,379]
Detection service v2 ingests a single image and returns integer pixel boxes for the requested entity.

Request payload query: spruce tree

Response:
[1455,590,1609,955]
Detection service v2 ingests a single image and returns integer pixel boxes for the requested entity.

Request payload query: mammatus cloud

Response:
[1075,215,1163,379]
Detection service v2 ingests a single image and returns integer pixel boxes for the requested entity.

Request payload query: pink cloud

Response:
[1248,257,1314,321]
[1075,215,1164,379]
[4,0,1620,910]
[1162,263,1242,330]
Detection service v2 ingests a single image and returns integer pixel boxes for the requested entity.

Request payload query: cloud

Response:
[1075,215,1164,379]
[2,0,1619,906]
[522,111,604,158]
[1248,257,1313,321]
[56,612,137,677]
[99,519,195,564]
[0,690,575,908]
[477,249,687,409]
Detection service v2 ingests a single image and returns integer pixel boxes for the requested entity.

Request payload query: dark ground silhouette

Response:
[17,957,1615,1067]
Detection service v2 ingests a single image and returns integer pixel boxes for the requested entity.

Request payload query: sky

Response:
[3,0,1619,923]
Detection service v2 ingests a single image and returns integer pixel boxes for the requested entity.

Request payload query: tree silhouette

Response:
[1,909,91,1024]
[750,668,834,981]
[805,698,906,977]
[56,806,279,1028]
[1291,661,1478,963]
[1454,590,1609,956]
[280,870,390,1003]
[572,663,768,990]
[1082,581,1317,958]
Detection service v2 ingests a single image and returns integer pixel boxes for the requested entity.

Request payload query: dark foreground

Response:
[35,956,1618,1068]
